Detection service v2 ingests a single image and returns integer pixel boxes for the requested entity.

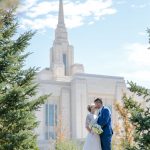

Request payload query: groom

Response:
[94,98,113,150]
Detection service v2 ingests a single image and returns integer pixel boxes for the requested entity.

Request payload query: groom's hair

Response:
[94,98,103,104]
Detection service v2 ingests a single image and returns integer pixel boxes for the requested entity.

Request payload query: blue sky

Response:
[17,0,150,88]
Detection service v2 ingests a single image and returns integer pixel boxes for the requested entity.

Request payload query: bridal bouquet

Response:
[89,123,103,135]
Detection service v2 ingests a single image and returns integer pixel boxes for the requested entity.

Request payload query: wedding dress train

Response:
[83,113,102,150]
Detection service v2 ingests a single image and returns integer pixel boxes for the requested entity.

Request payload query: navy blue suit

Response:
[97,106,113,150]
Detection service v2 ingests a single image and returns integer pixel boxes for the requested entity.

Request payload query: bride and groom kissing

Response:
[83,98,113,150]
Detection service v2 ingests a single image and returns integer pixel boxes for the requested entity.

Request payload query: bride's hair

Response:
[87,105,91,112]
[87,104,95,112]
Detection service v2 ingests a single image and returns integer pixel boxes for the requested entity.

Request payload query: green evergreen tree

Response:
[121,82,150,150]
[0,7,48,150]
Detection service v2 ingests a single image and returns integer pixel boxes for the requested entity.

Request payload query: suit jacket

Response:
[97,106,113,136]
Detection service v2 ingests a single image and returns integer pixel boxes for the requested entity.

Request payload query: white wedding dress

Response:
[83,113,102,150]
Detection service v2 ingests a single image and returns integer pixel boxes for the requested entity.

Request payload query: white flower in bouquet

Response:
[89,123,103,135]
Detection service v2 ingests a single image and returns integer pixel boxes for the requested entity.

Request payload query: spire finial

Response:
[58,0,65,25]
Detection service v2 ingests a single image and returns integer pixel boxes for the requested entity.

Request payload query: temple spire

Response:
[58,0,65,26]
[54,0,68,44]
[50,0,75,77]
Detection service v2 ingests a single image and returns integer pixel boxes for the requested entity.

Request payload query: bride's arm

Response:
[86,126,91,133]
[85,114,91,132]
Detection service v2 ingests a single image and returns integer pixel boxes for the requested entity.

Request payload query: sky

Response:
[17,0,150,88]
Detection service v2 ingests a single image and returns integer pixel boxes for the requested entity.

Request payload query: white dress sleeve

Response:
[85,114,92,128]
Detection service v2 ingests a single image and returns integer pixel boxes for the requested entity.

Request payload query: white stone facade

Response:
[35,0,127,149]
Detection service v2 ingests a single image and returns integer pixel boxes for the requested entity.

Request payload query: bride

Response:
[83,104,102,150]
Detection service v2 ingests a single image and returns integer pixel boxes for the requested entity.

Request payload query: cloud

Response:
[17,0,117,30]
[120,71,150,88]
[125,43,150,66]
[116,0,126,5]
[120,71,150,82]
[138,31,147,36]
[20,15,58,29]
[17,0,39,13]
[131,4,147,9]
[25,1,58,18]
[121,43,150,87]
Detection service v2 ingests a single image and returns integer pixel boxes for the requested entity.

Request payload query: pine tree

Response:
[116,82,150,150]
[0,7,48,150]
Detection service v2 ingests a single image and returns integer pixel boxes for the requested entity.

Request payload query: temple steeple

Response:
[50,0,84,79]
[50,0,74,78]
[54,0,68,44]
[58,0,65,26]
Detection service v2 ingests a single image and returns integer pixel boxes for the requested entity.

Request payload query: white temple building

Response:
[35,0,127,149]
